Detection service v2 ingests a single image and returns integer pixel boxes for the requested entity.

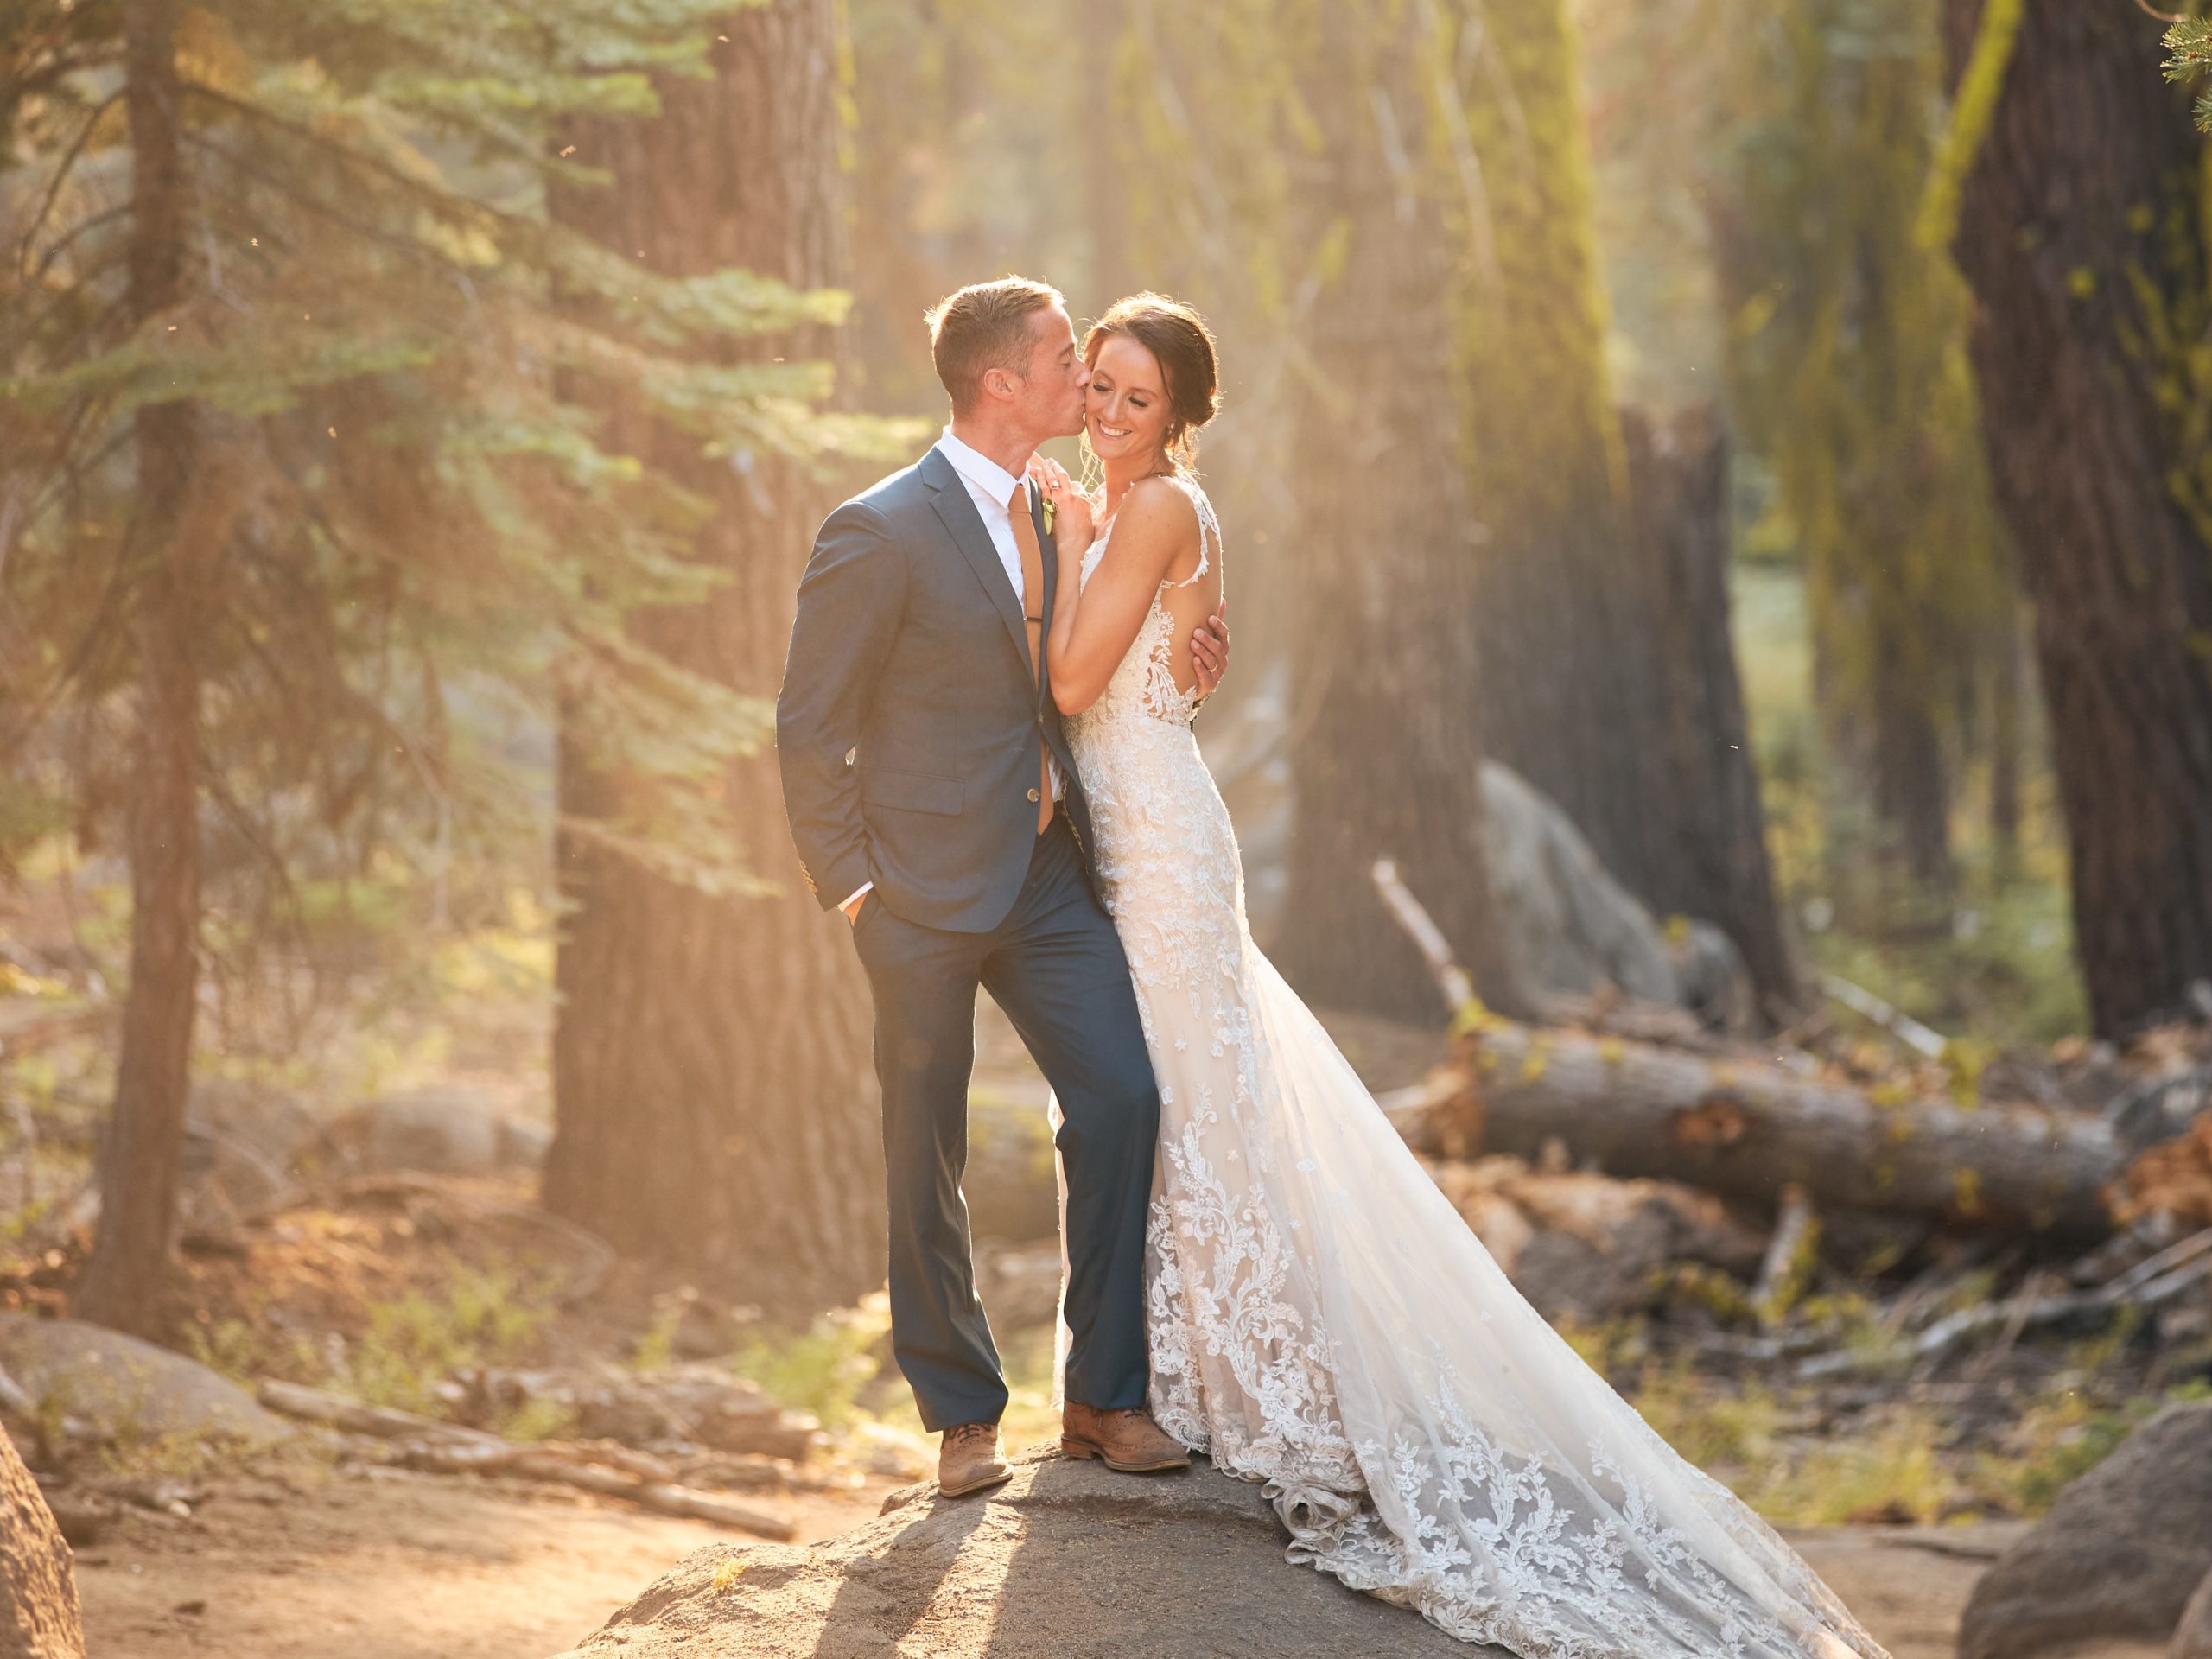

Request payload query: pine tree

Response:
[1441,0,1672,912]
[1262,1,1529,1020]
[3,0,866,1332]
[2165,14,2212,130]
[542,0,894,1308]
[1618,408,1800,1012]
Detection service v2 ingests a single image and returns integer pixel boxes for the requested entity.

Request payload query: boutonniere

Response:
[1040,493,1058,536]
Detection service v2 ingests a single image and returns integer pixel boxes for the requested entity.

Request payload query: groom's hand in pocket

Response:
[1191,596,1230,705]
[842,890,868,925]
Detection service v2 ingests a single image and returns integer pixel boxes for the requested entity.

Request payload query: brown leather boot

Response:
[1060,1402,1191,1473]
[937,1421,1011,1497]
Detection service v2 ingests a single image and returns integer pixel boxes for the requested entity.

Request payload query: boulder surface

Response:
[2173,1564,2212,1659]
[550,1446,1509,1658]
[0,1426,82,1659]
[1957,1402,2212,1659]
[0,1317,287,1449]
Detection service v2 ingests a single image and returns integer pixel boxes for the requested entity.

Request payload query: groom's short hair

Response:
[925,276,1063,415]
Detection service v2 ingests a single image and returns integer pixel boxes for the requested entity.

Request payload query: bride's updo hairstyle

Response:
[1084,293,1220,473]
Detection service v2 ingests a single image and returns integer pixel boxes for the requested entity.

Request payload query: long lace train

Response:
[1052,475,1886,1658]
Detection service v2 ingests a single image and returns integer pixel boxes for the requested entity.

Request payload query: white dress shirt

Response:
[936,426,1033,608]
[842,429,1065,916]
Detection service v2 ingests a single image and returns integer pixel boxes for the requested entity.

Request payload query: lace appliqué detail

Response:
[1077,475,1217,730]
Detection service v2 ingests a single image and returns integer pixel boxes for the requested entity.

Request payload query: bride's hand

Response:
[1028,455,1096,552]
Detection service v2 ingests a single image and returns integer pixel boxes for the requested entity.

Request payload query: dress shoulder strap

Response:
[1161,475,1220,591]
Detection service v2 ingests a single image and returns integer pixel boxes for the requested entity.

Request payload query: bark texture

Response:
[1942,0,2212,1037]
[543,3,885,1306]
[1412,1020,2122,1240]
[1271,6,1528,1021]
[1620,408,1799,1014]
[1453,0,1670,908]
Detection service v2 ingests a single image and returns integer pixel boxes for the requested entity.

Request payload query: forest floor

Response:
[29,995,2184,1659]
[67,1451,2165,1659]
[73,1446,901,1659]
[6,858,2206,1659]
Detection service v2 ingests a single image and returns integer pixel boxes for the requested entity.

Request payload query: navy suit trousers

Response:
[849,817,1159,1433]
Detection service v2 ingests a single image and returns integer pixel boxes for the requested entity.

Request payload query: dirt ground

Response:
[73,1451,903,1659]
[71,1452,2163,1659]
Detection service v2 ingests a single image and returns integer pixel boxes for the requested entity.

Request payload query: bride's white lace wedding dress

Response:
[1052,474,1888,1659]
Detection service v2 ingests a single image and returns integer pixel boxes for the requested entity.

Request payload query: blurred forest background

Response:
[8,2,2212,1655]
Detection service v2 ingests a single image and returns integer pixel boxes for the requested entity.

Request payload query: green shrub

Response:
[733,1294,891,1430]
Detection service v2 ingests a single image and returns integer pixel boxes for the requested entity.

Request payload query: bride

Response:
[1027,293,1889,1659]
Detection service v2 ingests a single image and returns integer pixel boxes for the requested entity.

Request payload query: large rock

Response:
[0,1318,288,1449]
[2177,1565,2212,1659]
[1200,679,1738,1020]
[67,1081,318,1249]
[1957,1401,2212,1659]
[974,1239,1064,1331]
[550,1447,1505,1658]
[0,1425,82,1659]
[176,1086,310,1247]
[327,1085,550,1176]
[185,1077,321,1173]
[1479,762,1681,1007]
[571,1363,819,1462]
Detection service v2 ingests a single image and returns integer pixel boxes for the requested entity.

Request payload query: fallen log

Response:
[1821,973,1948,1059]
[398,1442,796,1541]
[1375,866,2125,1238]
[256,1379,797,1540]
[1405,1019,2124,1239]
[257,1380,505,1449]
[1751,1184,1818,1325]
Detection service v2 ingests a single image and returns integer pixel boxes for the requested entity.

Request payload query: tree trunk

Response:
[1870,635,1954,894]
[1271,5,1528,1022]
[543,3,884,1309]
[77,0,200,1338]
[1407,1020,2122,1240]
[1454,0,1669,906]
[1709,0,2005,914]
[1619,407,1800,1014]
[1986,599,2024,872]
[0,1425,82,1659]
[1941,0,2212,1038]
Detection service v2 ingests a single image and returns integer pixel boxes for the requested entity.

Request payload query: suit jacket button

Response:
[1027,787,1041,803]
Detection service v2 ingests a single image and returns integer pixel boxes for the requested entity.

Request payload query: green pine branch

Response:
[1,0,877,918]
[2164,16,2212,130]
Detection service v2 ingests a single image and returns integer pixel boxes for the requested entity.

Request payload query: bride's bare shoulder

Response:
[1124,472,1201,518]
[1105,475,1200,564]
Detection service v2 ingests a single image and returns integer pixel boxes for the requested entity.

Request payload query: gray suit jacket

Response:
[775,446,1094,933]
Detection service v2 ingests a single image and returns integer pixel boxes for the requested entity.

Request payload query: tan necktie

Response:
[1007,480,1054,834]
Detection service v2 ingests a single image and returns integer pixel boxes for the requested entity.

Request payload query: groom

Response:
[776,277,1227,1497]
